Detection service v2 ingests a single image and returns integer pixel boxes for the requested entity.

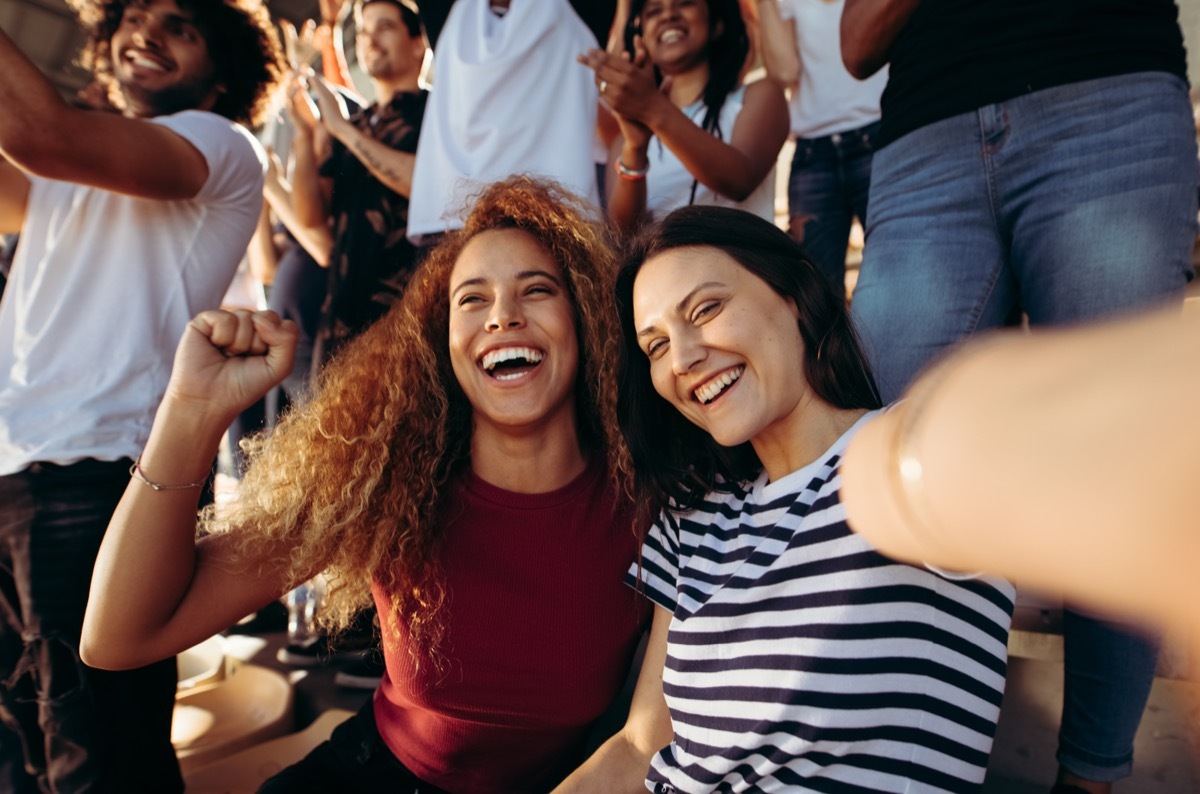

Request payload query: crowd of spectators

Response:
[0,0,1195,791]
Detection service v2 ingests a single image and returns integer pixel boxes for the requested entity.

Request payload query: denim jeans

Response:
[852,71,1198,781]
[0,460,182,793]
[786,120,879,302]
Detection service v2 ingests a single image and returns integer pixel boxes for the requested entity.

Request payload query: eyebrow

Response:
[450,269,563,298]
[636,280,724,338]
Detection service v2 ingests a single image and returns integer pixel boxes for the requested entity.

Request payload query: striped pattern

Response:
[628,419,1014,792]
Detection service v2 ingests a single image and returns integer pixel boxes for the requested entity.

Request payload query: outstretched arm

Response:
[840,305,1200,636]
[840,0,921,79]
[554,605,675,792]
[82,310,308,671]
[0,28,210,199]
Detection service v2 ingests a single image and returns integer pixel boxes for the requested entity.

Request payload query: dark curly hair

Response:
[68,0,284,127]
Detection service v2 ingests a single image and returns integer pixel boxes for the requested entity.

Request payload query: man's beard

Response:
[116,73,219,118]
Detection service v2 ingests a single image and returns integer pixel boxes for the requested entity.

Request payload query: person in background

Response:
[0,0,283,789]
[757,0,887,301]
[841,2,1197,791]
[81,177,649,793]
[406,0,626,242]
[579,0,788,234]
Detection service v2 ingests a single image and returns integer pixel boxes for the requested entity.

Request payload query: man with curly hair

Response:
[0,0,282,790]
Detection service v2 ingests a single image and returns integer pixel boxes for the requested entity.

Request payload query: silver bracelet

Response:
[129,455,207,491]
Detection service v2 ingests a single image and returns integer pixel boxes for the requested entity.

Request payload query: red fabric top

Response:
[372,458,649,792]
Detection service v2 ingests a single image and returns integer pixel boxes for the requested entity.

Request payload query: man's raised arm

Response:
[0,26,209,200]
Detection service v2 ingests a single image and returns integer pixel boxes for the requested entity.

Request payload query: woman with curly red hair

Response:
[81,177,649,792]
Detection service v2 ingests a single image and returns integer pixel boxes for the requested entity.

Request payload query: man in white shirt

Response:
[0,1,282,789]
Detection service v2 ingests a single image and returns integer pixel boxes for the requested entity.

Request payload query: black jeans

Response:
[0,459,182,793]
[258,701,446,793]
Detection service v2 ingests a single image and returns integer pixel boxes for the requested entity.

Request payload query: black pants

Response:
[258,701,446,793]
[0,460,182,793]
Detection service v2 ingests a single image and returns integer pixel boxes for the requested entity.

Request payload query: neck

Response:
[666,65,710,109]
[372,73,419,106]
[468,415,589,494]
[752,397,868,483]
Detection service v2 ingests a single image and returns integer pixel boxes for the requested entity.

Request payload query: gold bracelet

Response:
[129,455,208,491]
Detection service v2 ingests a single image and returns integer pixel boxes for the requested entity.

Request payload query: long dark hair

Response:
[616,206,882,518]
[624,0,749,138]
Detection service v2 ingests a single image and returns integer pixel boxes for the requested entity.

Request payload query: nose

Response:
[485,295,524,332]
[669,332,705,376]
[131,17,163,48]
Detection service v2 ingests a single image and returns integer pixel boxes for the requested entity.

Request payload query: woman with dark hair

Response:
[80,177,649,792]
[578,0,788,233]
[556,206,1014,792]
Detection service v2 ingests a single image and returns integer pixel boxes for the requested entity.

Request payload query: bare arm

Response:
[840,305,1200,636]
[757,1,801,90]
[583,46,788,205]
[245,201,278,287]
[0,159,30,235]
[82,311,307,670]
[840,0,921,79]
[262,154,333,266]
[0,28,210,199]
[555,605,675,792]
[310,75,416,198]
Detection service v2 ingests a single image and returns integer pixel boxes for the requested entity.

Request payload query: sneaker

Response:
[334,655,386,689]
[276,634,371,667]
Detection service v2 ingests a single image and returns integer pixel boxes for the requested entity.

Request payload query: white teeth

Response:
[481,346,544,372]
[129,53,167,72]
[660,29,684,44]
[694,367,743,404]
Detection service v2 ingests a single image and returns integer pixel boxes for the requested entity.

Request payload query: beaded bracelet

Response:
[614,159,649,181]
[129,455,207,491]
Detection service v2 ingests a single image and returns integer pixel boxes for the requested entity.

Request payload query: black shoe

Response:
[276,634,371,667]
[334,655,386,689]
[226,600,289,635]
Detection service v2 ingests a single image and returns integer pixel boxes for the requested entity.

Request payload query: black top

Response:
[315,90,428,367]
[415,0,617,50]
[878,0,1188,148]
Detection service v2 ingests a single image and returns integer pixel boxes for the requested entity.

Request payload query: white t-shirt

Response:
[778,0,889,138]
[630,411,1015,792]
[645,84,776,223]
[407,0,601,239]
[0,110,265,474]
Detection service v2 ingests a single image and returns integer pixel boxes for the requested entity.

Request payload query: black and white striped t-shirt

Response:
[627,413,1015,793]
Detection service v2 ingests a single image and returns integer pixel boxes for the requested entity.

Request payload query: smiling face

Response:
[109,0,221,118]
[448,228,580,439]
[639,0,713,75]
[354,1,425,85]
[633,245,813,450]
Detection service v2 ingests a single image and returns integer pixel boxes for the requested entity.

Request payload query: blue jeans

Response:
[851,71,1198,781]
[786,121,878,302]
[0,460,183,793]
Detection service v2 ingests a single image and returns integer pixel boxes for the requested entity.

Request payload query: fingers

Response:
[190,310,292,359]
